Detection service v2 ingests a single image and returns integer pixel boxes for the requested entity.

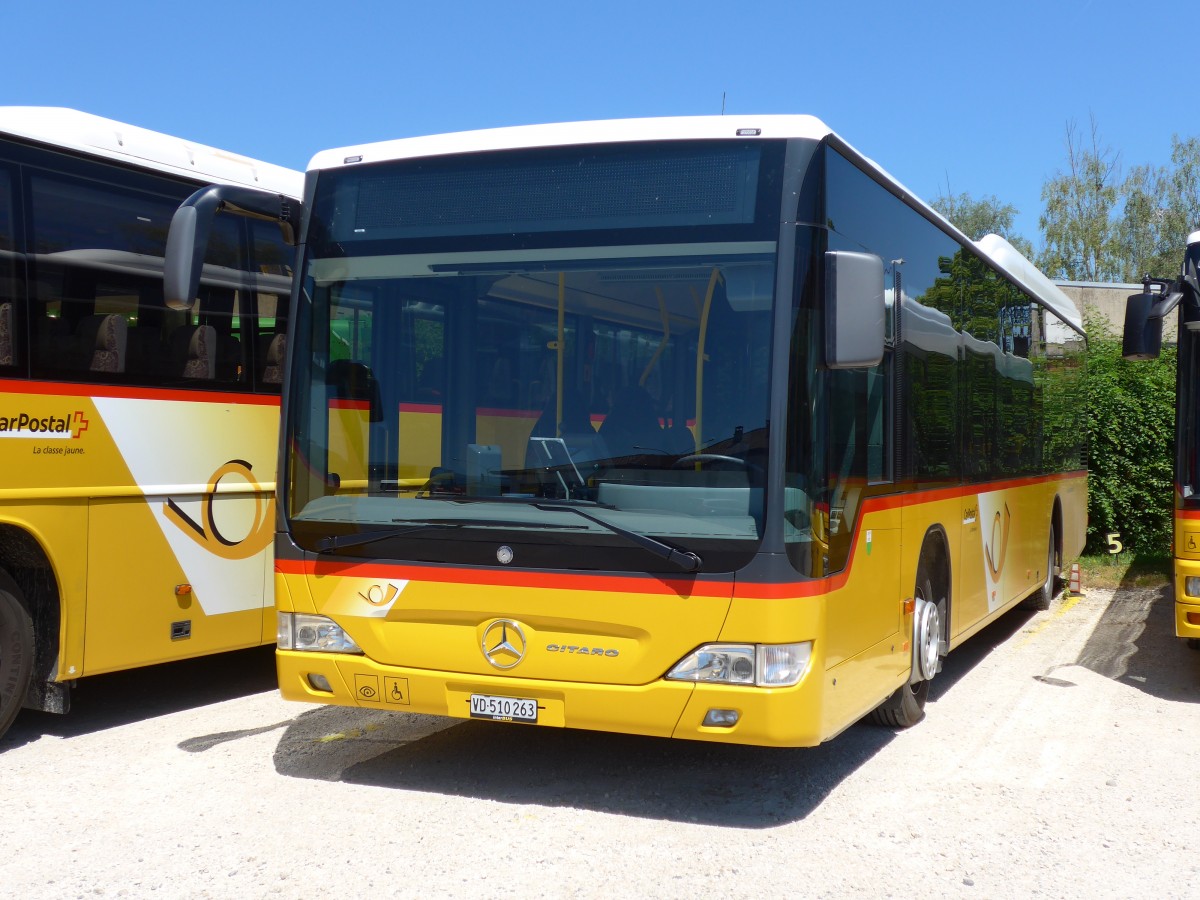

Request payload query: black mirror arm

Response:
[164,184,303,311]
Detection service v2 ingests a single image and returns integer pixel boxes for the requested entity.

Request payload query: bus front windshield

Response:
[285,141,783,574]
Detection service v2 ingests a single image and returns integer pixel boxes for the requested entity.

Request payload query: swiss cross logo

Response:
[71,410,89,439]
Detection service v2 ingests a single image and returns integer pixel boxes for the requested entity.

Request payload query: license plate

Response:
[469,693,538,723]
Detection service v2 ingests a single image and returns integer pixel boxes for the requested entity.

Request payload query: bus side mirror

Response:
[825,251,885,369]
[1122,290,1165,360]
[164,184,301,311]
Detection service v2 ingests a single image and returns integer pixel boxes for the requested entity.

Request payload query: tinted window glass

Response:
[26,172,285,389]
[0,166,18,371]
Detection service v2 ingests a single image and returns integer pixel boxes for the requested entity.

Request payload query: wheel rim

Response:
[914,591,941,682]
[1046,535,1056,596]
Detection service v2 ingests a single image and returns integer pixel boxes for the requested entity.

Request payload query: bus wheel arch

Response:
[0,562,35,739]
[0,525,66,728]
[1022,499,1062,611]
[870,528,950,729]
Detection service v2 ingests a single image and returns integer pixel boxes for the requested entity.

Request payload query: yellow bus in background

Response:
[0,108,301,739]
[1122,231,1200,649]
[168,116,1087,746]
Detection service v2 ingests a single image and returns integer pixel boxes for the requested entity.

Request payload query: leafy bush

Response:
[1084,312,1176,555]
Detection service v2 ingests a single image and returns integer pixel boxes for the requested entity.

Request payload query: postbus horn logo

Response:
[163,459,274,561]
[985,502,1012,581]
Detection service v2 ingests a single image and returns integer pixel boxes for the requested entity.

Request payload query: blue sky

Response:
[7,0,1191,251]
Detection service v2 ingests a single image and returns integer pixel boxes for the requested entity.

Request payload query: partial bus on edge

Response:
[1123,231,1200,649]
[0,108,302,739]
[168,115,1087,746]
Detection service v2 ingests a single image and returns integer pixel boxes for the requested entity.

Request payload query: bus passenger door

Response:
[824,362,901,666]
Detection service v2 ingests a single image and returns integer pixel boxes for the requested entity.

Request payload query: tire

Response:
[871,559,943,728]
[0,578,34,740]
[1021,530,1058,612]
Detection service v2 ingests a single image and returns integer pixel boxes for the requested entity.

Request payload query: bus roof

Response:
[309,114,1082,336]
[0,107,302,197]
[974,234,1083,333]
[307,114,834,170]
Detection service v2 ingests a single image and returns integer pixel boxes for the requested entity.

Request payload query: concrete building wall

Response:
[1056,281,1179,342]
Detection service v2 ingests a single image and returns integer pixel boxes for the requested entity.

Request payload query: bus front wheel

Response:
[871,558,944,728]
[0,576,34,740]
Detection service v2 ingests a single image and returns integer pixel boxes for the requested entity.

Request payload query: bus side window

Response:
[0,167,15,370]
[0,302,13,367]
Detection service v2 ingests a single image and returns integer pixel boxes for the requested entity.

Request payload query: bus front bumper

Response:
[1174,560,1200,640]
[276,649,828,748]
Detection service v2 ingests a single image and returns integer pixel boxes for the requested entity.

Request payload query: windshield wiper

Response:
[313,515,590,553]
[314,522,459,553]
[341,497,701,571]
[533,502,702,573]
[422,493,615,509]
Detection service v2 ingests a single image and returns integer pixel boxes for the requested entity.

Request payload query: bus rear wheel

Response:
[871,562,943,728]
[0,577,34,740]
[1021,530,1058,612]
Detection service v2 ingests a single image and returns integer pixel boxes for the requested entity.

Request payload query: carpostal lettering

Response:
[0,412,73,435]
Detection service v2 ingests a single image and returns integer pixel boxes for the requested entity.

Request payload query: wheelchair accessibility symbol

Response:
[384,677,409,705]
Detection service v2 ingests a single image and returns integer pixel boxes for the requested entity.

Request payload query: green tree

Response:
[1038,117,1123,282]
[1117,138,1200,281]
[1083,312,1175,556]
[1118,161,1170,281]
[931,190,1034,258]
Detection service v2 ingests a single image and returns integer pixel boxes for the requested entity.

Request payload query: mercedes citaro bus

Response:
[165,116,1086,746]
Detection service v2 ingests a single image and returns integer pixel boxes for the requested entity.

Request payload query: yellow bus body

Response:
[0,381,279,679]
[1173,509,1200,641]
[277,471,1085,747]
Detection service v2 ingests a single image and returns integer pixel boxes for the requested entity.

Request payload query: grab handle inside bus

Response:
[164,184,302,311]
[824,250,885,369]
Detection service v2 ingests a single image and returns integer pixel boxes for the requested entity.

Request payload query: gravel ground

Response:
[2,583,1199,899]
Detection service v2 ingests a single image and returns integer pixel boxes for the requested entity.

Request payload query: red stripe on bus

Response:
[0,379,281,406]
[275,557,727,597]
[475,407,540,419]
[277,470,1085,599]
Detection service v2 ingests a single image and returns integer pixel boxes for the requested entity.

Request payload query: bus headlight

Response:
[666,642,812,687]
[1186,577,1200,598]
[277,612,362,653]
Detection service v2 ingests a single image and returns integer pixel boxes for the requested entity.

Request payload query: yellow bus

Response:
[1123,230,1200,649]
[0,108,301,739]
[168,116,1087,746]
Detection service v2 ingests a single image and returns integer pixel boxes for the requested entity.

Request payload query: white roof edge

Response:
[974,233,1085,334]
[1189,229,1200,247]
[0,107,302,197]
[308,114,833,171]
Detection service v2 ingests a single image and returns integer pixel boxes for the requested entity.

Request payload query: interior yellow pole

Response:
[556,273,565,436]
[693,268,720,454]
